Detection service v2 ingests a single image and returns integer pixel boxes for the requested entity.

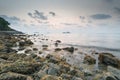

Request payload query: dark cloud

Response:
[90,14,112,20]
[28,10,48,20]
[114,7,120,14]
[49,12,56,16]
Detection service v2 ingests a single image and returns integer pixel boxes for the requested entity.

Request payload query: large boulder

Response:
[99,53,120,69]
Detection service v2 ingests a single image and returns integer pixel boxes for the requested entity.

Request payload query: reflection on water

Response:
[47,33,120,49]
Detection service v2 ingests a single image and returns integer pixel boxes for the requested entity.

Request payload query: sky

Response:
[0,0,120,34]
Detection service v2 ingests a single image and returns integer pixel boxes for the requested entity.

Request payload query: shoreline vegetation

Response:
[0,17,120,80]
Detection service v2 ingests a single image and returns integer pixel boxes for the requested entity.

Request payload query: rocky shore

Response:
[0,33,120,80]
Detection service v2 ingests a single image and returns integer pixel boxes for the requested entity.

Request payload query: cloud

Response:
[28,10,48,20]
[49,12,56,16]
[114,7,120,14]
[90,14,112,20]
[61,23,78,26]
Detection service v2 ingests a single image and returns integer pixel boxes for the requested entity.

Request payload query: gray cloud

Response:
[49,12,56,16]
[90,14,112,20]
[114,7,120,14]
[61,23,78,26]
[28,10,48,20]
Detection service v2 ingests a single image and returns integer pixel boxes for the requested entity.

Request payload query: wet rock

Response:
[103,72,118,80]
[83,69,93,76]
[39,51,43,54]
[46,54,60,64]
[63,47,74,53]
[55,48,62,52]
[42,45,48,47]
[56,40,62,43]
[18,47,25,51]
[0,72,28,80]
[33,48,38,51]
[55,42,58,47]
[99,53,120,69]
[107,66,120,80]
[84,55,96,64]
[19,40,33,47]
[25,49,32,53]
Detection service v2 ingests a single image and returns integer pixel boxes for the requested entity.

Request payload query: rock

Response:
[84,55,96,64]
[41,75,62,80]
[33,48,38,51]
[1,62,41,75]
[32,71,46,80]
[71,76,83,80]
[25,39,33,46]
[55,42,58,47]
[25,49,32,53]
[42,45,48,47]
[39,51,43,54]
[69,69,77,76]
[0,72,28,80]
[99,53,120,69]
[55,48,62,52]
[59,64,70,73]
[19,40,33,47]
[19,41,25,47]
[18,47,25,51]
[62,47,74,53]
[47,67,59,76]
[83,69,93,76]
[56,40,62,43]
[103,72,118,80]
[46,54,60,64]
[107,66,120,80]
[61,74,72,80]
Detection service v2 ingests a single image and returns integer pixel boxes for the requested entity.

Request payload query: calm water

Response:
[47,33,120,49]
[28,32,120,57]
